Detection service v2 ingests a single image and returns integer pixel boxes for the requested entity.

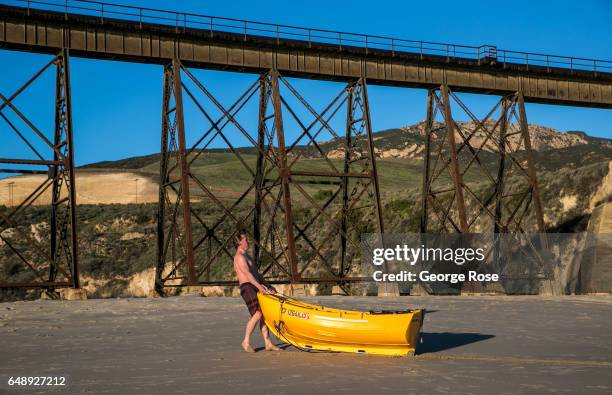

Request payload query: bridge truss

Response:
[0,49,78,291]
[155,59,384,293]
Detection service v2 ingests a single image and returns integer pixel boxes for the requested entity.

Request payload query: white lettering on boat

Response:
[281,308,310,320]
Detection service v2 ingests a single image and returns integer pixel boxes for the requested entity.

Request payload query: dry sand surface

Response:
[0,172,161,205]
[1,295,611,394]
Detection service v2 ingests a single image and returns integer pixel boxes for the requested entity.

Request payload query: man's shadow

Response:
[417,332,495,354]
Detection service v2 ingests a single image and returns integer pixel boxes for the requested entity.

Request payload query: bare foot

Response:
[265,343,281,351]
[242,341,255,353]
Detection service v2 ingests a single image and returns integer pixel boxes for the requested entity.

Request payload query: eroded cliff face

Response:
[590,161,612,211]
[537,161,611,231]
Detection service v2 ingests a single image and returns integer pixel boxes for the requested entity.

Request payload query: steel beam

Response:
[48,54,63,286]
[494,98,508,233]
[361,78,385,235]
[253,77,268,269]
[420,89,434,233]
[339,86,353,276]
[270,69,299,282]
[171,58,196,285]
[517,92,546,234]
[62,49,79,289]
[155,64,172,294]
[440,84,469,232]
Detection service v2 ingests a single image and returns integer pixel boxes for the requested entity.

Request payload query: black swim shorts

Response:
[239,282,260,316]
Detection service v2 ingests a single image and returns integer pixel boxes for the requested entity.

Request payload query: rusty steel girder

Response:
[155,59,384,293]
[0,49,79,290]
[420,85,546,234]
[419,85,559,294]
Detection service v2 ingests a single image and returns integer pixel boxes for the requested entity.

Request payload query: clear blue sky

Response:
[0,0,611,166]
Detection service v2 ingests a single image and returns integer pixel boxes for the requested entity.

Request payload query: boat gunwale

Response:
[261,294,423,317]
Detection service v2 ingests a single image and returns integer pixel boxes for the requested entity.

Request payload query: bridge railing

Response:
[3,0,612,74]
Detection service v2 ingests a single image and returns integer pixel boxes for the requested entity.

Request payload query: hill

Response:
[81,122,612,171]
[2,121,609,207]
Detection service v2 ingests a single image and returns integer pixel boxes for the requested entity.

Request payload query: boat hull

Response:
[258,293,424,356]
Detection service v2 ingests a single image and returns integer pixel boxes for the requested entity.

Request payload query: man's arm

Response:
[235,254,268,293]
[254,271,276,293]
[247,254,276,293]
[253,269,270,288]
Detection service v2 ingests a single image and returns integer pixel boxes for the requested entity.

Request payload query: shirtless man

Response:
[233,230,281,353]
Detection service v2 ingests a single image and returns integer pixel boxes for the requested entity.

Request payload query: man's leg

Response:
[242,310,262,353]
[260,316,280,351]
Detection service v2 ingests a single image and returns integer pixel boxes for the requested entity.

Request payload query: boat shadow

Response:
[255,343,293,352]
[417,332,495,354]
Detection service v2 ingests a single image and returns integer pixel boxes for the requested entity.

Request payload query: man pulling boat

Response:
[233,230,281,353]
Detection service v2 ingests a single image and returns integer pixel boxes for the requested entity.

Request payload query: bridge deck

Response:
[0,3,611,108]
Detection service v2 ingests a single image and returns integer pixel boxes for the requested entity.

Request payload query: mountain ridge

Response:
[80,122,611,170]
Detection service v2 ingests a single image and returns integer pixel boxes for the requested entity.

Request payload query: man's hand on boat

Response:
[261,285,277,295]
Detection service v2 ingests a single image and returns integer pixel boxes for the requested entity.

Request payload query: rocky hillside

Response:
[299,121,612,161]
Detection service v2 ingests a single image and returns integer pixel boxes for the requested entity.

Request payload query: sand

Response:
[1,295,611,394]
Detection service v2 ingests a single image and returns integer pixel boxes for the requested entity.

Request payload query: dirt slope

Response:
[0,172,160,205]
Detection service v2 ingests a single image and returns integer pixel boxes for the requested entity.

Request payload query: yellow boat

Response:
[258,293,425,356]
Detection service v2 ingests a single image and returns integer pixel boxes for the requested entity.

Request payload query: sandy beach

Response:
[1,295,611,394]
